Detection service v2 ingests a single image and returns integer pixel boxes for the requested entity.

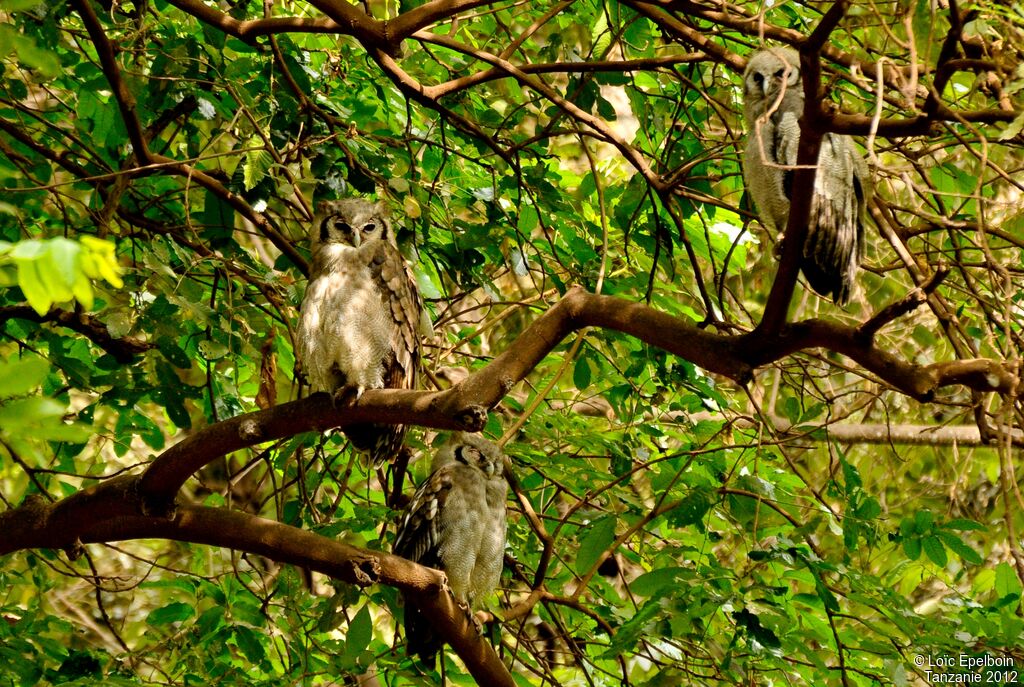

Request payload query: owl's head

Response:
[312,199,392,250]
[434,433,505,479]
[743,47,801,105]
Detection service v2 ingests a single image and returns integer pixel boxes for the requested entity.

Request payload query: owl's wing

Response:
[394,464,453,567]
[372,241,424,391]
[803,133,870,304]
[344,242,425,464]
[394,464,455,666]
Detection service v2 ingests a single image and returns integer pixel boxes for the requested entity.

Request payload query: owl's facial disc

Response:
[319,216,359,246]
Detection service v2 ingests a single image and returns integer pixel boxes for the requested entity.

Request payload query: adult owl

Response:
[742,47,871,305]
[297,198,424,465]
[393,433,509,665]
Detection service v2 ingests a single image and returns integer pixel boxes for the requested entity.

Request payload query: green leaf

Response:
[344,605,373,660]
[944,518,985,532]
[147,602,195,626]
[631,567,690,597]
[243,138,273,191]
[0,26,60,78]
[913,509,934,531]
[902,536,922,561]
[197,339,229,361]
[79,236,124,288]
[13,254,51,314]
[232,626,266,663]
[854,496,882,520]
[936,531,982,565]
[0,356,49,398]
[573,356,592,390]
[668,487,716,527]
[202,190,235,239]
[922,535,947,567]
[994,562,1022,600]
[733,608,782,650]
[576,515,616,574]
[195,606,225,638]
[814,577,840,613]
[998,110,1024,141]
[1,0,45,10]
[603,598,662,655]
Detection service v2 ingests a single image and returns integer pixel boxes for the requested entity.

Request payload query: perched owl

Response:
[742,47,871,305]
[393,433,509,665]
[297,199,425,465]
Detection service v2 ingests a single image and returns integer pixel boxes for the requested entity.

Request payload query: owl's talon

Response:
[471,610,491,636]
[454,600,484,635]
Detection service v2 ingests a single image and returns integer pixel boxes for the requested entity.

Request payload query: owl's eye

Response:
[774,68,785,78]
[337,221,352,234]
[362,223,376,233]
[752,72,764,87]
[455,446,483,465]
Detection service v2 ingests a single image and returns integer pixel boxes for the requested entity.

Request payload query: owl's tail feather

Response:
[403,599,443,667]
[344,423,407,466]
[800,192,863,306]
[800,252,848,305]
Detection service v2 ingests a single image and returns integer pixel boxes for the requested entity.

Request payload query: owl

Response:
[297,198,425,465]
[742,47,871,305]
[393,433,509,665]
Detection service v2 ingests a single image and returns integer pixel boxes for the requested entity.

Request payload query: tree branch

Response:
[163,0,343,40]
[133,287,1015,514]
[386,0,501,41]
[0,306,154,363]
[0,493,514,686]
[686,413,1024,446]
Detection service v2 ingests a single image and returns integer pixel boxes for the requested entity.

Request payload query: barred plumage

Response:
[393,434,508,665]
[742,47,871,305]
[297,199,424,465]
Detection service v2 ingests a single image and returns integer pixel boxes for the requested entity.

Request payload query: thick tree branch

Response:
[163,0,344,40]
[0,494,513,687]
[756,55,827,335]
[804,1,850,55]
[135,287,1015,513]
[386,0,500,41]
[687,413,1024,446]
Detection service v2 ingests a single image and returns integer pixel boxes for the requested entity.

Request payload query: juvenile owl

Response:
[742,47,871,305]
[297,199,424,465]
[393,433,509,665]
